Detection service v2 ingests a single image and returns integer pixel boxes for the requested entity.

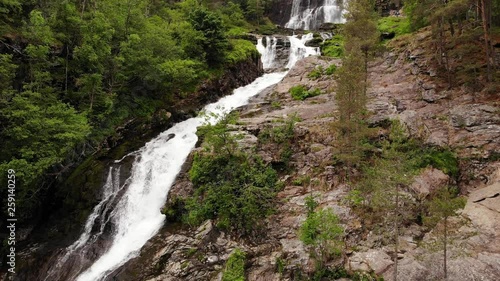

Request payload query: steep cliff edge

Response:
[107,30,499,280]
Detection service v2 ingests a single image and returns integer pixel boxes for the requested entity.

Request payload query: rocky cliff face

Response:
[267,0,293,27]
[106,29,500,280]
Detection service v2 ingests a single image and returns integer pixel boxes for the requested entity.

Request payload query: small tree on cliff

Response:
[334,44,371,172]
[299,196,345,269]
[424,188,466,280]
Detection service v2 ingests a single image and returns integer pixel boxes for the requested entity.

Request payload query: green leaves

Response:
[186,152,278,233]
[299,198,344,266]
[186,114,278,234]
[0,0,261,224]
[0,91,90,219]
[222,249,246,281]
[189,7,229,66]
[289,85,323,100]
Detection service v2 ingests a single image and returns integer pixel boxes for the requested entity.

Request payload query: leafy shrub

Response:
[299,197,344,266]
[293,175,311,186]
[307,66,324,80]
[300,208,344,253]
[271,101,282,109]
[222,249,246,281]
[311,266,349,281]
[185,114,278,234]
[186,153,278,232]
[413,148,459,178]
[289,85,323,100]
[226,39,260,64]
[320,35,344,58]
[289,85,308,100]
[325,64,337,75]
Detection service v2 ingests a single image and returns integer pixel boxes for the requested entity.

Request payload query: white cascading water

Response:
[286,33,321,69]
[47,34,320,281]
[257,33,320,70]
[44,167,125,281]
[285,0,346,30]
[256,36,278,69]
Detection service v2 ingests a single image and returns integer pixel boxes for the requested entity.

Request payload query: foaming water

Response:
[286,33,321,68]
[256,36,278,69]
[73,71,287,281]
[285,0,345,30]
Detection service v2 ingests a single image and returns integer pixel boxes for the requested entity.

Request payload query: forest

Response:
[0,0,275,222]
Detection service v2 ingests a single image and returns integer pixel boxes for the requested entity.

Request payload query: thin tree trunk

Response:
[81,0,86,18]
[458,17,463,35]
[393,186,399,281]
[448,13,455,37]
[480,0,492,81]
[444,216,448,280]
[65,45,69,96]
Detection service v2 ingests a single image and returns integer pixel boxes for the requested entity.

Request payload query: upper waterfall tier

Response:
[269,0,346,30]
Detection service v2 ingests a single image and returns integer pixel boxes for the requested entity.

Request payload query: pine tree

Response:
[334,0,379,174]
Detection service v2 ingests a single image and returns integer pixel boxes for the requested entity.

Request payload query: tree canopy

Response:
[0,0,262,221]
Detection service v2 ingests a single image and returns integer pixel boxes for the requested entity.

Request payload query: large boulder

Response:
[410,167,449,198]
[349,249,394,275]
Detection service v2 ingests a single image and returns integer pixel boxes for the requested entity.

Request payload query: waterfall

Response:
[256,36,278,69]
[286,33,321,69]
[44,34,321,281]
[44,167,125,281]
[44,51,290,281]
[74,72,286,281]
[285,0,346,30]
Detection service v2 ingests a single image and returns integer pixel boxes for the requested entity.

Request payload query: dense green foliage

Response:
[222,248,247,281]
[320,34,344,58]
[377,16,410,37]
[0,0,262,221]
[185,114,279,234]
[403,0,499,83]
[289,85,323,100]
[226,39,260,64]
[299,195,345,279]
[413,148,459,178]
